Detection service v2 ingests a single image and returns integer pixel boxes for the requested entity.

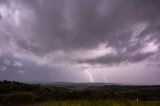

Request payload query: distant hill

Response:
[0,80,160,105]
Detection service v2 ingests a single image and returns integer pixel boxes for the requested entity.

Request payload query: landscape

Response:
[0,0,160,105]
[0,80,160,106]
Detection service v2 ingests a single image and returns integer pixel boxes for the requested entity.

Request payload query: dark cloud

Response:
[0,0,160,64]
[16,0,160,53]
[0,0,160,83]
[78,52,154,66]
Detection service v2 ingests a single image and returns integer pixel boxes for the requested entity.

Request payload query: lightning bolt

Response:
[84,70,94,82]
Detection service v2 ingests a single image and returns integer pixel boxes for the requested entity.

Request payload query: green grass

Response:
[25,100,160,106]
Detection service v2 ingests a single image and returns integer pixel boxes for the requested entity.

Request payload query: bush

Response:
[0,92,36,103]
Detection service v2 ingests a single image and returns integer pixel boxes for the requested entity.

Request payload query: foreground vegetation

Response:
[0,80,160,105]
[26,100,160,106]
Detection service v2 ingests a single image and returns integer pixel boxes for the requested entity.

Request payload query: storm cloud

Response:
[0,0,160,84]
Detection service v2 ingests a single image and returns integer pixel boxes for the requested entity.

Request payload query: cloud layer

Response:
[0,0,160,84]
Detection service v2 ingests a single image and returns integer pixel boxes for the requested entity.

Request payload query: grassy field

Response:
[25,100,160,106]
[1,81,160,106]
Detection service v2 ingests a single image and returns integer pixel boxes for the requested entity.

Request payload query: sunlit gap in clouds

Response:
[84,70,94,82]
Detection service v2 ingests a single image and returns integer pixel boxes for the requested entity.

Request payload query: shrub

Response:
[1,92,36,103]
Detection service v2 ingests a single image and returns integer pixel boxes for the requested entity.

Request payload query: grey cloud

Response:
[78,52,154,66]
[1,0,160,66]
[26,0,160,48]
[1,0,160,84]
[0,54,87,82]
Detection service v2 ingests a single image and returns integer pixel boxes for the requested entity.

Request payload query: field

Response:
[0,80,160,106]
[26,100,160,106]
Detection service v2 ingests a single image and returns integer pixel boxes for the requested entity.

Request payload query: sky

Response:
[0,0,160,85]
